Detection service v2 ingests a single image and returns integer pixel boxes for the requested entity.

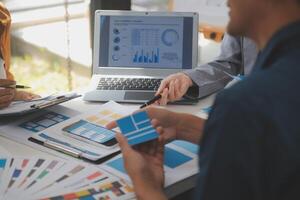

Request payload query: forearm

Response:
[132,179,167,200]
[176,113,205,144]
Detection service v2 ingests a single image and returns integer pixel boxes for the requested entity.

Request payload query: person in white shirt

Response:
[0,2,39,109]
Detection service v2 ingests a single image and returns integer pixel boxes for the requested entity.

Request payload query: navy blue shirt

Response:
[196,21,300,200]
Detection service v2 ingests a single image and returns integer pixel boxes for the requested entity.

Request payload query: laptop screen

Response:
[97,14,196,70]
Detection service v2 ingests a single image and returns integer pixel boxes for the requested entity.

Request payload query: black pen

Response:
[140,94,162,109]
[0,84,30,89]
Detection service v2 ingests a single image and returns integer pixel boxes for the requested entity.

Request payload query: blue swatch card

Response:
[116,111,158,146]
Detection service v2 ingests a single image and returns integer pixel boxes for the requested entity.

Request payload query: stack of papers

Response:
[0,157,134,200]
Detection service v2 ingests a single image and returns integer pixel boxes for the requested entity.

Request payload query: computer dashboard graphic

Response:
[107,16,184,69]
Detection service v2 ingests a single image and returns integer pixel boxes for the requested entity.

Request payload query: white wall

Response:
[172,0,229,27]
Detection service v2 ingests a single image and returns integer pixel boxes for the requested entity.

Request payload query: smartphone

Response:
[62,120,117,148]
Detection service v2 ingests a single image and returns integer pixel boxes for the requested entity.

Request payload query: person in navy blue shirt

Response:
[106,0,300,199]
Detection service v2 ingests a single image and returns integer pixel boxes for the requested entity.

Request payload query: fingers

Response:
[14,91,41,101]
[105,120,117,129]
[115,132,131,154]
[0,88,15,108]
[0,88,15,101]
[156,79,168,96]
[173,79,181,100]
[0,79,16,87]
[168,79,182,101]
[180,82,188,94]
[158,88,168,106]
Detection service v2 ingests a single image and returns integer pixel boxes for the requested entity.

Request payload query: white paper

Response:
[29,101,136,161]
[172,0,229,26]
[102,140,199,187]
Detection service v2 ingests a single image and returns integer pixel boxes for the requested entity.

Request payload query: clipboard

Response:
[0,93,81,117]
[28,136,121,164]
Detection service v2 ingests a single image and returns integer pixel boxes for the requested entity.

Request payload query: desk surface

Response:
[0,95,215,198]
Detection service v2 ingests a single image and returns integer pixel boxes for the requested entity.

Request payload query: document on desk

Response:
[0,93,81,117]
[102,140,199,187]
[28,101,137,162]
[0,105,80,144]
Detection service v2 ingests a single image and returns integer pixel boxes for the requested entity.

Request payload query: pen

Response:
[0,84,31,89]
[140,94,162,109]
[28,137,121,164]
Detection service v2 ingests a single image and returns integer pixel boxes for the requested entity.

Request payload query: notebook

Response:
[83,10,199,103]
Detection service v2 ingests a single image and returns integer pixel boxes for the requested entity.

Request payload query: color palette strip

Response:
[44,180,133,200]
[116,111,158,145]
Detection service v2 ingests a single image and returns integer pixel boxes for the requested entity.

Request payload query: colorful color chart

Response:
[18,159,45,188]
[19,112,69,132]
[116,111,158,145]
[44,179,133,200]
[0,157,133,200]
[26,160,60,189]
[38,165,85,192]
[7,159,29,189]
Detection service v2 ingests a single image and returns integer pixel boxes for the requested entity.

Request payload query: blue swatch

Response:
[171,140,199,155]
[116,111,158,146]
[106,157,126,174]
[0,159,6,168]
[80,196,96,200]
[12,169,21,177]
[164,147,193,168]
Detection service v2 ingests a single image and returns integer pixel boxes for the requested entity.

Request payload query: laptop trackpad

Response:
[124,92,155,100]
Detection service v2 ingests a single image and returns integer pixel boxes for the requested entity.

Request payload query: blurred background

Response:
[2,0,225,96]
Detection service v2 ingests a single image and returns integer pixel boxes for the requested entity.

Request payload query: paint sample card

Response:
[0,157,134,200]
[116,111,158,145]
[44,178,134,200]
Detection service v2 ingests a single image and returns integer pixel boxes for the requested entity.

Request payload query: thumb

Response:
[115,133,131,154]
[105,120,117,130]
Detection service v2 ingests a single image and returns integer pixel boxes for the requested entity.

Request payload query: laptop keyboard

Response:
[97,77,162,91]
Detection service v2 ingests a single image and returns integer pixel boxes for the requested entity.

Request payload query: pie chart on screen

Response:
[162,29,179,46]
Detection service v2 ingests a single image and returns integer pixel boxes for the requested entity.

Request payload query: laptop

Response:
[83,10,199,103]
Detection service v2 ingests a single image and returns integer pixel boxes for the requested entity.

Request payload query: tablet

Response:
[62,120,117,148]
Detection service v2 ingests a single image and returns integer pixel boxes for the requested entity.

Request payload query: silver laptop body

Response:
[84,10,199,103]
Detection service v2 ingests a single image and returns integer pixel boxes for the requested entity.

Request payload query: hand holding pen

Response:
[0,79,16,108]
[155,73,194,106]
[140,94,162,109]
